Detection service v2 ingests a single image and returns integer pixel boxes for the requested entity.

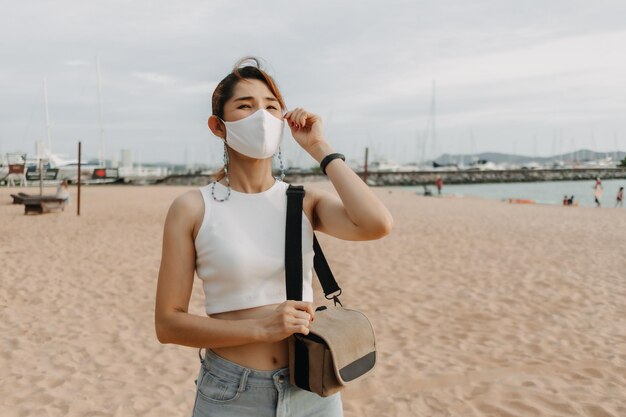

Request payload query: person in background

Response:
[616,187,624,208]
[435,176,443,195]
[593,178,603,208]
[55,179,70,205]
[563,195,568,206]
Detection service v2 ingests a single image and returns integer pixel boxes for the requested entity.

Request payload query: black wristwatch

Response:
[320,153,345,175]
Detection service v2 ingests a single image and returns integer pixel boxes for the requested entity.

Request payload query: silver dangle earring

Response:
[211,142,231,202]
[274,146,285,181]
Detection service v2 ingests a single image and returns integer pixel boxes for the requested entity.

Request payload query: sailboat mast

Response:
[43,78,52,154]
[96,56,105,167]
[421,129,427,167]
[429,80,437,161]
[415,130,421,167]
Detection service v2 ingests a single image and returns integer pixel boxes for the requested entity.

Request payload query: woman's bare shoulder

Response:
[164,188,205,233]
[302,183,335,204]
[302,182,321,195]
[168,188,203,211]
[301,183,326,229]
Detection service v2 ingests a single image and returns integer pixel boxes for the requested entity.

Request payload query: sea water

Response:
[397,179,626,208]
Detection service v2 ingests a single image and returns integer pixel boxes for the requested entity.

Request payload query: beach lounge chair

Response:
[10,192,32,204]
[22,196,67,215]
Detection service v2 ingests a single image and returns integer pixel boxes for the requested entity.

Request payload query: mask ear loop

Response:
[274,146,285,181]
[274,109,288,181]
[211,118,232,202]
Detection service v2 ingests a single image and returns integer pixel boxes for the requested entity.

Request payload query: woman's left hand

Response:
[284,108,326,153]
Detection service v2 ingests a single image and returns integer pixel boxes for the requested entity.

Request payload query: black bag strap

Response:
[285,185,304,301]
[312,236,342,301]
[285,185,342,304]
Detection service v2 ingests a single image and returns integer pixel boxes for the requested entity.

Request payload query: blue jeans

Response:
[192,348,343,417]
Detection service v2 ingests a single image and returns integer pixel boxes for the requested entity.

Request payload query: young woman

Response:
[155,57,393,417]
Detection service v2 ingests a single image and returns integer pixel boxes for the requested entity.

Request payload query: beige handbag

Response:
[285,185,377,397]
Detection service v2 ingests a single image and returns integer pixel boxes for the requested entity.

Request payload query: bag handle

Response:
[285,185,342,305]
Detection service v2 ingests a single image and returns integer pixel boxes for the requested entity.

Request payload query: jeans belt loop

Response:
[238,368,250,393]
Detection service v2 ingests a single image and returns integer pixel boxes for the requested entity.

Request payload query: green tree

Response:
[620,157,626,168]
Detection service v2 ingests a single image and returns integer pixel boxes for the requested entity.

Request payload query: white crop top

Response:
[195,180,314,315]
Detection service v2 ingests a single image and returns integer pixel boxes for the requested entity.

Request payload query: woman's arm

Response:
[285,108,394,241]
[154,192,315,348]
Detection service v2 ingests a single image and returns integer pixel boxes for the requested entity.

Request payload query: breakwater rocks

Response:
[154,168,626,187]
[357,168,626,186]
[155,173,329,186]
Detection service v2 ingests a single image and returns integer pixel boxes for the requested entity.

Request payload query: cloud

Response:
[132,72,178,85]
[131,71,215,95]
[2,0,626,164]
[64,60,91,67]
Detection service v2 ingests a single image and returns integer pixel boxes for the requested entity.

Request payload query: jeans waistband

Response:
[201,348,290,388]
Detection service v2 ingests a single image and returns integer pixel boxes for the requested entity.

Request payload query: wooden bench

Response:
[22,197,67,215]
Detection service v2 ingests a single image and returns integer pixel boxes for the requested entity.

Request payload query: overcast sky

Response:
[2,0,626,167]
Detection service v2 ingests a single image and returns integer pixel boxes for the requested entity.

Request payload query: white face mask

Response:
[220,109,284,159]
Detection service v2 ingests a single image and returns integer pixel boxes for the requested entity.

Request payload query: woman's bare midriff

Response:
[209,303,291,371]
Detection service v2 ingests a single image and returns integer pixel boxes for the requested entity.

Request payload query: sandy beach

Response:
[1,182,625,417]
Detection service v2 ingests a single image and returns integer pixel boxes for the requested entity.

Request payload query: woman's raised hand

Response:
[258,300,315,343]
[284,108,325,152]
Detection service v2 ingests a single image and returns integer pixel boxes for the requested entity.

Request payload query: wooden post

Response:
[363,147,369,184]
[77,141,81,216]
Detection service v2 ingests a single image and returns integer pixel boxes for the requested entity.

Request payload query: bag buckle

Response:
[325,289,343,306]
